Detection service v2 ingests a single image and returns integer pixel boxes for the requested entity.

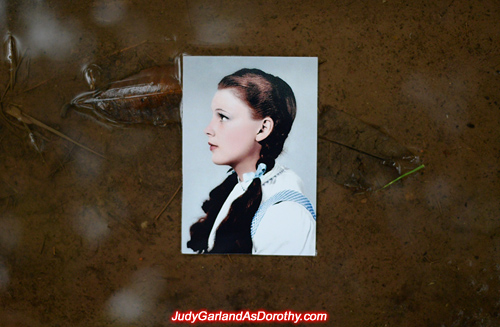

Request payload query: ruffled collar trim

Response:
[237,164,285,191]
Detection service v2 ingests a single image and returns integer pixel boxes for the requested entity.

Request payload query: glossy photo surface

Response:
[0,1,498,326]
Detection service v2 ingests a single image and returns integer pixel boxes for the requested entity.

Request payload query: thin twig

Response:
[436,199,443,215]
[100,40,148,60]
[379,164,426,190]
[155,183,182,221]
[18,79,51,94]
[49,144,76,178]
[5,107,106,159]
[31,129,51,143]
[0,106,25,133]
[319,135,389,161]
[1,81,11,102]
[39,235,46,254]
[146,53,159,66]
[0,102,22,134]
[1,177,18,194]
[15,49,28,89]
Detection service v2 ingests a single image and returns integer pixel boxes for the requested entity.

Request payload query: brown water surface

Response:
[1,1,499,326]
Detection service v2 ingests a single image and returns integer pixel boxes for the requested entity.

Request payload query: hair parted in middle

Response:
[187,68,297,254]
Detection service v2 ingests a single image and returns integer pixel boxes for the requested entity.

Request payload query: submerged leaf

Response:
[65,66,181,126]
[318,105,421,191]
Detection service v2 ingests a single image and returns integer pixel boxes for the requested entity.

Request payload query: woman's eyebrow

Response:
[215,108,229,114]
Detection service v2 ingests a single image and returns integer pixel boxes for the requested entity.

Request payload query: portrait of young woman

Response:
[182,56,317,256]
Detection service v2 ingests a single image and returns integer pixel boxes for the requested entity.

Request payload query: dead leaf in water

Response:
[318,105,421,191]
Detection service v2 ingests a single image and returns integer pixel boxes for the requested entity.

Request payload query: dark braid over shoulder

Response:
[187,68,296,254]
[187,172,237,253]
[210,176,263,253]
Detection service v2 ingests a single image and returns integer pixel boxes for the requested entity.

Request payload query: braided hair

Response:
[187,68,297,254]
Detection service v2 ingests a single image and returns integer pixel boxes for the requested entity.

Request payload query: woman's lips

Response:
[209,142,217,151]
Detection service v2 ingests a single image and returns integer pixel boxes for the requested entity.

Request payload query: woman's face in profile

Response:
[204,88,263,174]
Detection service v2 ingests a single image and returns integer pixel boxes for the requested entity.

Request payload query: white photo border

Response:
[182,56,318,254]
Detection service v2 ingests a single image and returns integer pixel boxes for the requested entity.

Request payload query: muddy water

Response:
[1,0,499,326]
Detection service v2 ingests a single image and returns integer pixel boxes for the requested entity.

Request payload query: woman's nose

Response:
[204,120,214,136]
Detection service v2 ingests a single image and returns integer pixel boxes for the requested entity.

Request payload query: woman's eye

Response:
[218,113,228,121]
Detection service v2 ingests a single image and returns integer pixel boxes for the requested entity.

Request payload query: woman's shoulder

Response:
[252,201,316,255]
[261,164,304,200]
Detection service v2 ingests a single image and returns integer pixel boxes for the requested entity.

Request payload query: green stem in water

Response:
[380,164,426,190]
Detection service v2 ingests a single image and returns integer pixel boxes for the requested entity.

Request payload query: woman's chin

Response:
[211,156,227,166]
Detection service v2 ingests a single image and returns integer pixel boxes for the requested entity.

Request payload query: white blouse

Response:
[207,164,316,256]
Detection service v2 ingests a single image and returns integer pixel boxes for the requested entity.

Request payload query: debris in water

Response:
[5,105,106,159]
[318,105,423,191]
[380,164,425,190]
[63,65,182,126]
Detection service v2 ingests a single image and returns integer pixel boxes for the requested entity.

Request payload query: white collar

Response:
[237,164,285,191]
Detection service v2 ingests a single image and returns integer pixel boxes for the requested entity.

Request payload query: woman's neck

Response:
[232,159,260,182]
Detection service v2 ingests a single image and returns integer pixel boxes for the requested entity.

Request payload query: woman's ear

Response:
[255,117,274,142]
